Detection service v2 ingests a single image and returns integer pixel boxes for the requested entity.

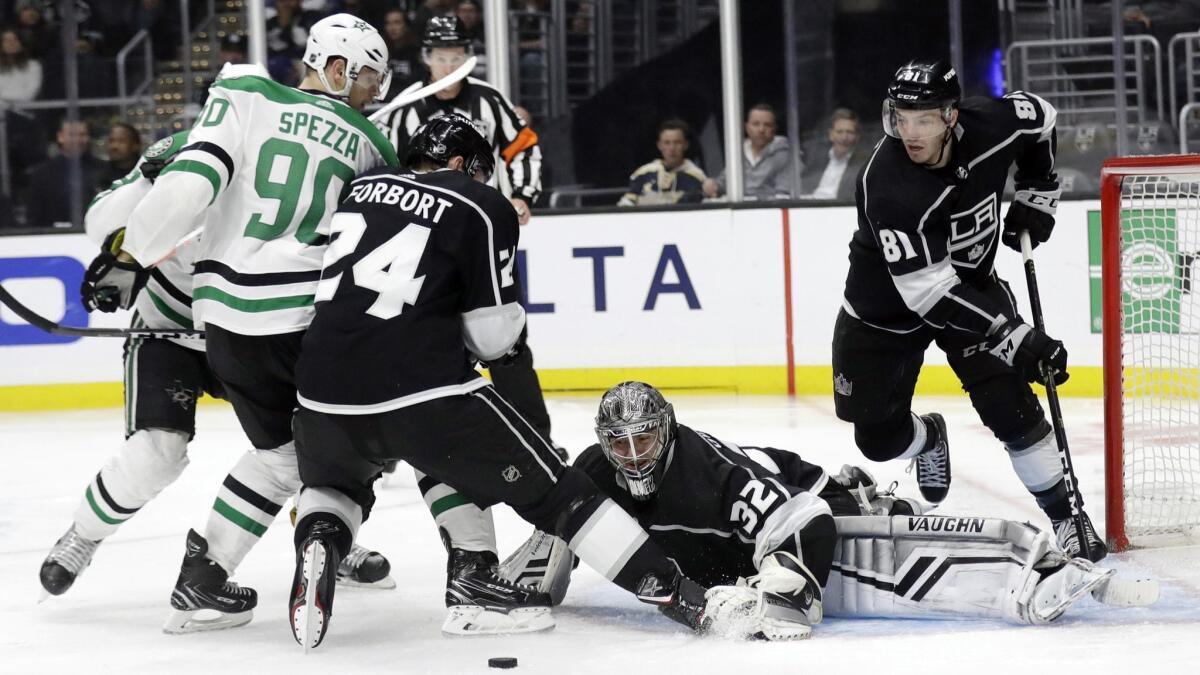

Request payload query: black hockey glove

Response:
[1001,181,1060,252]
[139,154,171,183]
[81,229,149,313]
[986,317,1069,386]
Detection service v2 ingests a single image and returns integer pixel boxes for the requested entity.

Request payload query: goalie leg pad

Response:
[499,529,576,606]
[73,429,190,541]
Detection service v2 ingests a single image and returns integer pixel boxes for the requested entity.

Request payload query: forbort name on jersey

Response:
[347,180,455,223]
[278,111,360,161]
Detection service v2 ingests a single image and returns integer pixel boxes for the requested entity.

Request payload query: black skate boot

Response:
[1052,510,1108,562]
[442,548,554,635]
[163,529,257,634]
[908,413,950,504]
[39,525,101,598]
[290,521,342,652]
[337,544,395,589]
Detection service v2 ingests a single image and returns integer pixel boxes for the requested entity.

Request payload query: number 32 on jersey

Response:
[315,212,430,320]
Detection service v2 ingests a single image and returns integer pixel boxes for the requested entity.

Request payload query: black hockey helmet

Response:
[405,113,495,180]
[422,15,472,49]
[594,382,678,501]
[887,59,961,111]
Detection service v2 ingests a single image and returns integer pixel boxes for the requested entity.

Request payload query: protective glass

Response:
[352,65,391,101]
[882,100,951,141]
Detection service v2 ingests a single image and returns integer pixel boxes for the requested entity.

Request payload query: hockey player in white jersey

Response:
[39,67,395,604]
[81,16,401,633]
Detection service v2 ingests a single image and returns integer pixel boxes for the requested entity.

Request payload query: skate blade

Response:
[336,573,397,590]
[162,607,253,634]
[292,541,331,652]
[1092,577,1161,608]
[441,605,555,636]
[38,589,50,604]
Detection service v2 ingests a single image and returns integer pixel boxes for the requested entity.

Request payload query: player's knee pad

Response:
[103,429,190,505]
[240,440,303,498]
[966,374,1045,442]
[853,414,913,462]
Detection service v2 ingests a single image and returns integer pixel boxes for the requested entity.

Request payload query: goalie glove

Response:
[986,317,1068,386]
[1001,180,1059,252]
[745,551,822,626]
[80,229,149,313]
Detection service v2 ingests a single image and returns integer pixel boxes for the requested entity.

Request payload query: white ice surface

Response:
[2,394,1198,674]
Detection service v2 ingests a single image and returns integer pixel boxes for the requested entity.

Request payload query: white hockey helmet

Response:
[302,13,391,101]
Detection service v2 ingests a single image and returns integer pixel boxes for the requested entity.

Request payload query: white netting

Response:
[1118,170,1200,539]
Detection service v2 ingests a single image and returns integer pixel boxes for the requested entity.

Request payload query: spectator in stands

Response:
[801,108,869,201]
[411,0,456,38]
[0,27,41,102]
[266,0,319,86]
[455,0,487,77]
[618,118,707,206]
[25,118,104,229]
[219,32,248,67]
[381,7,425,100]
[702,103,794,201]
[14,1,52,59]
[100,122,142,187]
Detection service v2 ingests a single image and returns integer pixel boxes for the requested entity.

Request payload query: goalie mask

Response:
[594,382,677,501]
[303,13,392,102]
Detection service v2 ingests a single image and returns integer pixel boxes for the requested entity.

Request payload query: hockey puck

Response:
[488,657,518,669]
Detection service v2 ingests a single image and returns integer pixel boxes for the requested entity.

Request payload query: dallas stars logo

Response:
[352,20,372,32]
[165,381,198,410]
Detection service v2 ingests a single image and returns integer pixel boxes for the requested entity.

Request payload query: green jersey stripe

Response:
[146,288,194,329]
[161,160,224,204]
[85,486,129,525]
[212,76,400,166]
[213,497,269,537]
[193,285,315,312]
[430,492,472,517]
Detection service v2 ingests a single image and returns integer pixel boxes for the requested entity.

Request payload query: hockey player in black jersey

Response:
[502,382,1153,637]
[834,59,1105,561]
[376,15,560,634]
[287,115,756,649]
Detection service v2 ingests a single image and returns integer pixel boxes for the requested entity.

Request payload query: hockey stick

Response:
[0,283,204,339]
[367,56,478,124]
[1019,231,1091,560]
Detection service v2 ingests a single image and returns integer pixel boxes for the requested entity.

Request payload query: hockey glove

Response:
[1001,181,1060,252]
[81,229,148,313]
[139,154,171,183]
[986,317,1069,386]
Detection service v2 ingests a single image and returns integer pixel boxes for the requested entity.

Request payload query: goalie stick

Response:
[1019,231,1090,560]
[0,284,204,339]
[367,56,478,124]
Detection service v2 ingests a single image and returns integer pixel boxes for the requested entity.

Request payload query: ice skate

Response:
[163,529,256,634]
[291,529,341,652]
[1052,510,1107,562]
[908,413,950,503]
[39,525,101,599]
[442,548,554,635]
[337,543,395,589]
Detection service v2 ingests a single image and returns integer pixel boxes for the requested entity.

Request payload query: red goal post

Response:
[1101,154,1200,551]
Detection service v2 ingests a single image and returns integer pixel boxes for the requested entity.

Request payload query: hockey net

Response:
[1103,154,1200,551]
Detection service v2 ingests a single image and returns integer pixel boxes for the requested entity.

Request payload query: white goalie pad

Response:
[825,515,1103,624]
[499,529,575,606]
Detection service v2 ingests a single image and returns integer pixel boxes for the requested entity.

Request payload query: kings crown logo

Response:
[834,373,853,397]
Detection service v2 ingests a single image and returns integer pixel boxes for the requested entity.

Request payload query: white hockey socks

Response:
[415,469,498,554]
[202,443,301,574]
[73,429,190,541]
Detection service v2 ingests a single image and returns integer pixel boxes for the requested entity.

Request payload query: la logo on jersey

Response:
[948,193,999,269]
